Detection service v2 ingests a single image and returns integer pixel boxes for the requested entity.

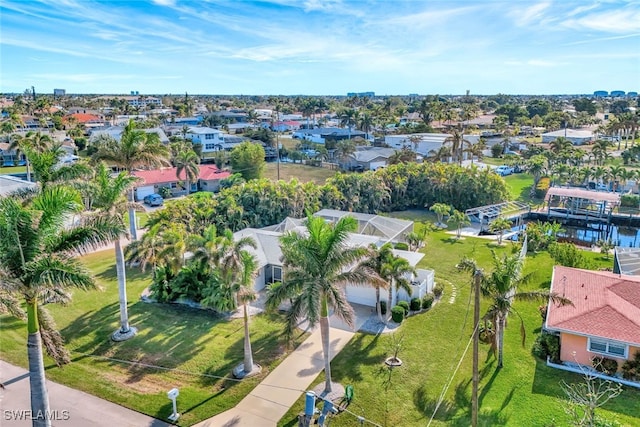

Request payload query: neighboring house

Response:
[235,210,434,307]
[385,133,456,158]
[226,122,255,134]
[0,142,25,166]
[271,121,302,132]
[132,164,230,200]
[185,126,226,153]
[68,113,106,129]
[169,116,203,126]
[292,127,367,144]
[541,129,595,145]
[208,110,248,123]
[345,147,397,170]
[0,175,37,196]
[545,266,640,376]
[89,126,170,144]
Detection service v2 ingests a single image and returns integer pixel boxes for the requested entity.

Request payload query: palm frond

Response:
[37,305,70,366]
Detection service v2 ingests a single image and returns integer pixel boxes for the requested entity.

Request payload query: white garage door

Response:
[346,285,377,307]
[136,186,155,201]
[369,161,386,170]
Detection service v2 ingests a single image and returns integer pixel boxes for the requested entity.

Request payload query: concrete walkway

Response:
[0,360,169,427]
[194,326,354,427]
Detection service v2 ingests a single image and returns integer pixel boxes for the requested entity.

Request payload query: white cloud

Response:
[563,8,640,33]
[151,0,176,6]
[511,2,551,26]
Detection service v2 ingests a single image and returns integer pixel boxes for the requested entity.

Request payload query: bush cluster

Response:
[532,332,560,363]
[592,356,618,375]
[535,177,551,199]
[390,305,405,323]
[621,352,640,381]
[433,283,444,298]
[410,297,421,311]
[397,300,410,315]
[421,294,434,310]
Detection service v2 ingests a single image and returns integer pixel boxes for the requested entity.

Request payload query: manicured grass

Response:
[124,211,149,229]
[0,250,306,426]
[502,173,543,207]
[278,214,640,427]
[0,165,27,174]
[264,162,337,184]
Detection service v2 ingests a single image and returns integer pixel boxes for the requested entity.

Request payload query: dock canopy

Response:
[544,187,621,205]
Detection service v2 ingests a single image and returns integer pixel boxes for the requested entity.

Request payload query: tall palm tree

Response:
[236,252,260,378]
[444,125,471,165]
[482,251,571,368]
[90,162,142,340]
[92,120,170,240]
[8,132,52,182]
[359,244,393,322]
[265,215,377,394]
[0,186,122,427]
[549,137,573,155]
[175,149,200,194]
[382,251,415,322]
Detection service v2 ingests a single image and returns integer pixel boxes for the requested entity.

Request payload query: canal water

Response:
[511,222,640,248]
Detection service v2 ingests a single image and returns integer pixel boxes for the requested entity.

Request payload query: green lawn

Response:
[0,250,306,426]
[124,211,149,229]
[502,173,544,207]
[278,215,640,427]
[264,162,337,184]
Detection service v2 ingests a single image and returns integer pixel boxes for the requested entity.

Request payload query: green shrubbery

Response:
[620,194,640,208]
[394,242,409,250]
[433,283,444,298]
[593,356,619,375]
[532,332,560,363]
[535,177,551,199]
[397,300,410,315]
[621,352,640,381]
[379,300,387,315]
[410,297,421,311]
[421,294,434,310]
[391,305,405,323]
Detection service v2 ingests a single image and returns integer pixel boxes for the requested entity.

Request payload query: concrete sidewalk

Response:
[0,360,169,427]
[194,326,354,427]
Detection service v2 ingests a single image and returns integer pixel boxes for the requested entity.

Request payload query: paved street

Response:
[0,361,169,427]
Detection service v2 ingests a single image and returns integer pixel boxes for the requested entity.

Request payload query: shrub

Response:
[620,194,640,208]
[397,300,410,315]
[621,352,640,381]
[433,283,444,298]
[379,300,387,315]
[391,305,405,323]
[410,297,421,311]
[532,332,560,363]
[491,143,504,158]
[394,242,409,250]
[535,177,551,199]
[592,356,618,375]
[421,294,434,310]
[158,186,172,199]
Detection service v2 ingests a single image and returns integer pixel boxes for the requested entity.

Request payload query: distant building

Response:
[541,129,595,145]
[610,90,626,97]
[347,91,375,97]
[627,92,638,97]
[53,89,66,96]
[292,127,367,144]
[594,91,608,97]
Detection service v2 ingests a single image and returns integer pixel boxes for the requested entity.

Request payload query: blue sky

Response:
[1,0,639,95]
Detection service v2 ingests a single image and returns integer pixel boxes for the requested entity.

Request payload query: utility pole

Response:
[275,107,280,181]
[472,269,481,427]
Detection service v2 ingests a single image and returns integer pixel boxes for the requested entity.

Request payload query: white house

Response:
[235,211,434,308]
[541,129,595,145]
[385,133,451,158]
[90,126,170,144]
[347,147,398,170]
[185,126,226,153]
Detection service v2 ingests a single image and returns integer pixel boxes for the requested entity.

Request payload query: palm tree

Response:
[92,120,170,240]
[382,251,415,322]
[8,132,52,182]
[265,215,377,394]
[0,186,122,427]
[488,218,512,245]
[90,162,142,340]
[444,125,471,164]
[235,252,260,378]
[449,209,471,239]
[175,149,200,194]
[430,203,452,227]
[482,251,571,368]
[549,137,573,155]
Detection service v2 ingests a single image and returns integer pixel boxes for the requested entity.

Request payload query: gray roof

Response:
[614,247,640,276]
[90,126,169,143]
[0,175,37,196]
[352,147,397,163]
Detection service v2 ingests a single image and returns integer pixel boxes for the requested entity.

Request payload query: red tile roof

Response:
[132,164,230,186]
[546,266,640,345]
[70,113,103,123]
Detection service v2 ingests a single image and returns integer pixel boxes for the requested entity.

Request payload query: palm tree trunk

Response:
[185,178,190,195]
[376,287,383,323]
[128,188,138,241]
[497,315,505,369]
[320,297,332,394]
[243,303,254,374]
[26,158,32,182]
[115,239,130,333]
[387,284,393,321]
[26,301,52,427]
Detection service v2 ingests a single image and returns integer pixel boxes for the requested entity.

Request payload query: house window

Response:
[273,266,282,282]
[205,143,216,150]
[588,338,628,358]
[205,133,216,140]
